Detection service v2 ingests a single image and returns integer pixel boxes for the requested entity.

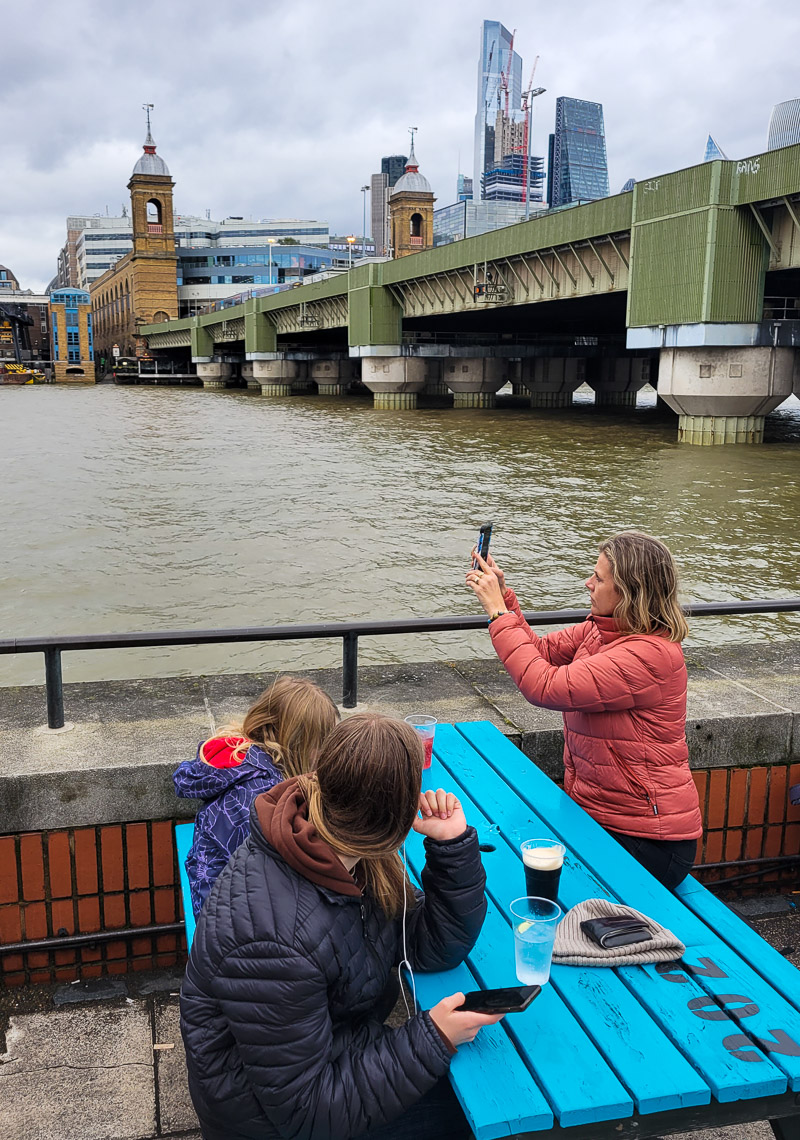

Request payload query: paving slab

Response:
[0,1004,155,1140]
[154,999,198,1135]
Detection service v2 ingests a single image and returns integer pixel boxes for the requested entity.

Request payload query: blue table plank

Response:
[175,822,197,948]
[455,722,794,1100]
[677,875,800,1015]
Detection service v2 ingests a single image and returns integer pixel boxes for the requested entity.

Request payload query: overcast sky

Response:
[2,0,799,292]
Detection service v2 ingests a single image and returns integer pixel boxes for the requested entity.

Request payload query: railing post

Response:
[342,632,358,708]
[44,647,65,729]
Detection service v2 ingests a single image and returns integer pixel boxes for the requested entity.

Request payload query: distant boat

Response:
[0,364,42,384]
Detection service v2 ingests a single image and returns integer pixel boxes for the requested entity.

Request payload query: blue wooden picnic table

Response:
[175,721,800,1140]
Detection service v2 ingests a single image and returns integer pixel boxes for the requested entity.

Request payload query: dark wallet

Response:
[580,916,653,949]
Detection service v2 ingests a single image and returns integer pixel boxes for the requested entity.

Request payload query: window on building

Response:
[146,200,163,224]
[410,213,423,237]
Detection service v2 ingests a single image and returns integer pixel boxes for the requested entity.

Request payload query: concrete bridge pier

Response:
[443,358,510,408]
[422,360,450,397]
[253,358,297,396]
[240,362,260,390]
[361,357,428,408]
[658,346,795,444]
[291,361,315,394]
[311,360,349,396]
[588,358,652,407]
[196,362,232,390]
[520,358,584,408]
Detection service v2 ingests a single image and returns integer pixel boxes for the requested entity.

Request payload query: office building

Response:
[547,97,609,208]
[0,266,51,363]
[482,153,545,203]
[767,99,800,150]
[433,200,534,246]
[457,174,473,201]
[474,21,522,198]
[703,135,727,161]
[50,288,95,382]
[370,155,408,256]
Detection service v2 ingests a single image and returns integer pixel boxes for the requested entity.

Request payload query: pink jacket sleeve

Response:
[498,589,586,667]
[490,610,670,713]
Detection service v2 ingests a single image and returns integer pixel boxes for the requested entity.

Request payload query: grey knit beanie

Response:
[553,897,685,967]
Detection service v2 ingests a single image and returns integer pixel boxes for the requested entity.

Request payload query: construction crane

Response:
[498,28,516,118]
[518,56,543,206]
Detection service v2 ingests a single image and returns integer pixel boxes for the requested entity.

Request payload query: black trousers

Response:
[356,1079,472,1140]
[606,829,697,890]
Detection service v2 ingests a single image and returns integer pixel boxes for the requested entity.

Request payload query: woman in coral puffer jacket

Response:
[467,531,702,889]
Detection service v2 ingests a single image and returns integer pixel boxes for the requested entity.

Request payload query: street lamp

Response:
[361,186,369,258]
[526,87,546,221]
[346,235,356,269]
[268,237,276,285]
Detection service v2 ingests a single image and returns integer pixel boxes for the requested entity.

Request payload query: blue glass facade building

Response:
[547,97,609,208]
[767,99,800,150]
[474,20,522,199]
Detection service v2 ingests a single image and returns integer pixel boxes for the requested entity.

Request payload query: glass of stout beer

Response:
[520,839,565,904]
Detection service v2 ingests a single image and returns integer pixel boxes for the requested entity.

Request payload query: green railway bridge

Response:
[143,145,800,444]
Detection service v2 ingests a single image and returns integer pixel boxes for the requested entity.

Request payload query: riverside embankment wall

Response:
[1,641,798,986]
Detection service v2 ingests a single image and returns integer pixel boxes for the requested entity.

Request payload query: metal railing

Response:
[2,599,800,730]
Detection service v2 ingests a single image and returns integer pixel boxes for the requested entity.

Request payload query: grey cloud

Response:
[2,0,798,291]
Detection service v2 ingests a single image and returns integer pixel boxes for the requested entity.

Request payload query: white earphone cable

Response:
[398,842,416,1019]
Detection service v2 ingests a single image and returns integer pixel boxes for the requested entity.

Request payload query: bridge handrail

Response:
[2,598,799,729]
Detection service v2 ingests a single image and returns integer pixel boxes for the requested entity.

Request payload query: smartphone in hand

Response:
[456,984,541,1015]
[473,521,493,569]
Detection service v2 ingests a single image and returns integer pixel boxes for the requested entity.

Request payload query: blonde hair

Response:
[599,532,689,643]
[298,714,424,918]
[201,676,339,776]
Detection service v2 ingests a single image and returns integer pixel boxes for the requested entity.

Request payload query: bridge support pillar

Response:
[196,362,232,390]
[311,360,349,396]
[254,359,297,396]
[241,362,260,390]
[361,357,427,408]
[658,346,795,444]
[520,358,584,408]
[443,358,510,409]
[793,352,800,399]
[292,361,314,394]
[588,358,652,407]
[422,361,449,397]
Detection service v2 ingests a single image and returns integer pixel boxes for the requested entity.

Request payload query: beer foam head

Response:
[521,843,563,870]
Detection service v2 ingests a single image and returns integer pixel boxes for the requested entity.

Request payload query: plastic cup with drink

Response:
[403,714,436,769]
[520,839,565,904]
[510,896,562,985]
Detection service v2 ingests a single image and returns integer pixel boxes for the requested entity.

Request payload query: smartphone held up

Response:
[456,984,541,1015]
[473,521,493,569]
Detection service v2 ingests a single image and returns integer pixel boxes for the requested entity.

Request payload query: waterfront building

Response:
[370,155,408,256]
[457,174,473,201]
[474,20,522,199]
[767,99,800,150]
[49,288,95,382]
[0,267,51,363]
[433,199,535,246]
[90,121,179,363]
[329,236,376,258]
[388,142,435,257]
[68,214,330,291]
[547,97,609,208]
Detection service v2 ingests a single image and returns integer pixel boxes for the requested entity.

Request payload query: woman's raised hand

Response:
[413,789,467,841]
[466,550,507,617]
[429,992,505,1048]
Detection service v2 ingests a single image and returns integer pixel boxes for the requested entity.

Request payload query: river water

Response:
[1,383,799,687]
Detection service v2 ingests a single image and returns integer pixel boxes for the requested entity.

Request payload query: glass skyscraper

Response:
[474,20,522,199]
[547,97,609,208]
[767,99,800,150]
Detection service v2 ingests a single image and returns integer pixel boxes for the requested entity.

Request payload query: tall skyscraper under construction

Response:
[474,21,522,199]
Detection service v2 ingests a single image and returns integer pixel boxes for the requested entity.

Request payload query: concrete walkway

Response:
[2,897,797,1140]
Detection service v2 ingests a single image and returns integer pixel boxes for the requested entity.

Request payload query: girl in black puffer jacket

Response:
[180,713,498,1140]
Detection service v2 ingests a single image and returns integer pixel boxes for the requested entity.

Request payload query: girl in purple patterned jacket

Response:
[173,676,339,918]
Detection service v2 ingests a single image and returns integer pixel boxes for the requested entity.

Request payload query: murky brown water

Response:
[1,383,799,686]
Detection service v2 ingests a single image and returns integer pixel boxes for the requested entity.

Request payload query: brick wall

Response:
[0,821,184,987]
[1,761,798,987]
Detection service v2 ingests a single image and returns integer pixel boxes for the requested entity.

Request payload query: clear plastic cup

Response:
[519,839,565,904]
[510,896,563,985]
[403,714,436,769]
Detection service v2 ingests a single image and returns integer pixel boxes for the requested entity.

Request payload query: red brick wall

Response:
[1,761,798,987]
[0,821,185,987]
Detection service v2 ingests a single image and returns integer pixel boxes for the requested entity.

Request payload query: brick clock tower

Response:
[389,135,435,258]
[126,110,179,343]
